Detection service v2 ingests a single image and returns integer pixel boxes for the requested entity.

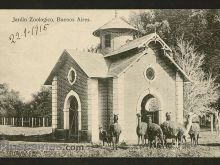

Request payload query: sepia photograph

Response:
[0,9,219,157]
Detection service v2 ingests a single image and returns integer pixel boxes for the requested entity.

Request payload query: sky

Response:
[0,9,140,101]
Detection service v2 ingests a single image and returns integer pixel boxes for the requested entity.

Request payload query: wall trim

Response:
[63,90,81,130]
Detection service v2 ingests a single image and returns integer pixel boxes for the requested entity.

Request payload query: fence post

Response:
[34,118,36,127]
[32,117,34,127]
[211,114,213,134]
[12,117,14,126]
[21,117,23,127]
[3,117,6,125]
[39,118,41,127]
[43,117,45,127]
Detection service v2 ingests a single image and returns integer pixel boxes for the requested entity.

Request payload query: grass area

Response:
[0,141,219,157]
[0,125,52,136]
[0,128,219,157]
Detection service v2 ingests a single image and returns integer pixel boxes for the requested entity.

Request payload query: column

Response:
[52,76,58,129]
[175,71,184,124]
[88,78,99,142]
[113,75,125,141]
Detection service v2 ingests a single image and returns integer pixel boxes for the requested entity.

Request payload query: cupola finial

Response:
[115,10,118,18]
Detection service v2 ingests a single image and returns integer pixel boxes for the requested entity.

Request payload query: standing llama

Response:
[147,116,164,148]
[136,113,148,146]
[109,114,121,150]
[160,112,195,148]
[187,112,200,146]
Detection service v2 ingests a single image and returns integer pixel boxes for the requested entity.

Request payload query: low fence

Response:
[0,117,51,127]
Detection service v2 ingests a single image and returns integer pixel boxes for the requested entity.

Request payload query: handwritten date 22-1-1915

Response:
[9,24,49,44]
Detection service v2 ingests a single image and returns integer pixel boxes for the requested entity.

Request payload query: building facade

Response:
[44,16,190,143]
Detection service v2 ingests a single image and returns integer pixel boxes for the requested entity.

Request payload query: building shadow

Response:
[200,143,220,147]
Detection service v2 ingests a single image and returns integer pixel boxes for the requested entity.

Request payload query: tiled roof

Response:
[93,17,139,37]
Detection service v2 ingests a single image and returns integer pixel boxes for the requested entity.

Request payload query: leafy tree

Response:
[128,9,220,113]
[174,37,219,117]
[129,9,220,80]
[0,83,24,117]
[24,86,52,117]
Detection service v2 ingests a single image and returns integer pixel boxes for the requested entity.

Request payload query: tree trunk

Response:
[217,112,220,135]
[210,114,213,134]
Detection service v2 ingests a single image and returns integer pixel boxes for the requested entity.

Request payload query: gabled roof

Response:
[44,50,110,85]
[107,51,144,77]
[65,50,109,77]
[44,33,191,85]
[93,17,139,37]
[105,33,172,57]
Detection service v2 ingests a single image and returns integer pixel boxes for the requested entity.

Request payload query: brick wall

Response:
[98,79,112,130]
[56,53,88,131]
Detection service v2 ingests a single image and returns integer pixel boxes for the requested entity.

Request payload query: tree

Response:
[128,9,220,120]
[23,86,52,117]
[128,9,220,81]
[174,37,219,132]
[0,83,24,117]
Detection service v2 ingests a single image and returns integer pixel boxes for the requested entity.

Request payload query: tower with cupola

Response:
[92,14,139,54]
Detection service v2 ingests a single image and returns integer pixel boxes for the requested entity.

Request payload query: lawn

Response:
[0,125,52,136]
[0,128,219,157]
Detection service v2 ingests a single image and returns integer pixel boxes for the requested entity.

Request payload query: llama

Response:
[187,113,200,146]
[136,113,148,146]
[147,116,164,148]
[160,112,188,149]
[188,123,200,146]
[109,114,121,150]
[99,126,112,146]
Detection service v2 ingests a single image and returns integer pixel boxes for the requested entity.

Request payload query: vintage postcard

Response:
[0,9,219,157]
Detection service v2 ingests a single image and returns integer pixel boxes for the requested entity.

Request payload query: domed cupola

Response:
[93,16,139,54]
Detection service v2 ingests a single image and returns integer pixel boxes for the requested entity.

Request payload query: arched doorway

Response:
[69,96,78,136]
[140,94,160,124]
[63,90,81,139]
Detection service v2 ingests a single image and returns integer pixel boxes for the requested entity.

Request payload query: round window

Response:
[68,68,76,85]
[145,67,155,80]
